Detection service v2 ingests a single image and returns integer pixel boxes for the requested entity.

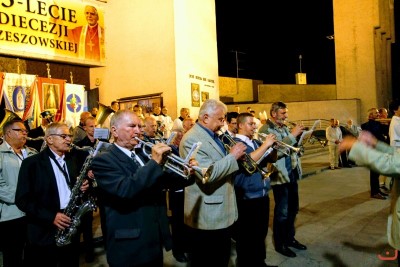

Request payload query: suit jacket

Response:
[90,144,190,266]
[361,119,387,142]
[179,123,239,230]
[15,147,87,246]
[348,141,400,250]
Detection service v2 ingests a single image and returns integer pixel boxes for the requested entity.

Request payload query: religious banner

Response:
[0,0,106,66]
[65,83,85,128]
[36,77,66,123]
[1,73,37,120]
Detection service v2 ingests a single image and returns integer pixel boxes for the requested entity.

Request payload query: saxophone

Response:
[55,143,97,247]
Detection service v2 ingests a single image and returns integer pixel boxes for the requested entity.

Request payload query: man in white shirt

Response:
[172,108,190,131]
[160,106,173,138]
[326,118,342,170]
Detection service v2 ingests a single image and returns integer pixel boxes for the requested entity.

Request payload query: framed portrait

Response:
[191,83,200,107]
[201,91,209,102]
[43,83,60,110]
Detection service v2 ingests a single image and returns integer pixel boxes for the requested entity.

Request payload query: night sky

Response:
[215,1,338,85]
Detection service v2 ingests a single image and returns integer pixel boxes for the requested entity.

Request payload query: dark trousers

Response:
[169,190,189,254]
[272,178,299,248]
[236,196,270,267]
[0,217,26,267]
[98,198,107,249]
[79,210,94,256]
[370,170,381,196]
[23,240,80,267]
[187,225,232,267]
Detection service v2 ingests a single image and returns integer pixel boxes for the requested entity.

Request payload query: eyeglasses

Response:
[12,129,29,134]
[208,115,225,123]
[50,134,73,139]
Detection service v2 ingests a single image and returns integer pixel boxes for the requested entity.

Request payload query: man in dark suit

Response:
[90,110,196,266]
[361,107,388,199]
[15,122,89,267]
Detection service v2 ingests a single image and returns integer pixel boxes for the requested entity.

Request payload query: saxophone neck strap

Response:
[48,151,71,188]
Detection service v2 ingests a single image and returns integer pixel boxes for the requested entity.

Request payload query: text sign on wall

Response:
[0,0,106,66]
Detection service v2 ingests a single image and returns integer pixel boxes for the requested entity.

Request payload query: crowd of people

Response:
[2,99,400,266]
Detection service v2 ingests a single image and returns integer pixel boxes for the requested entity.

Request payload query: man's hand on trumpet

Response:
[229,142,247,160]
[188,158,200,175]
[291,124,305,138]
[260,133,277,148]
[151,143,173,165]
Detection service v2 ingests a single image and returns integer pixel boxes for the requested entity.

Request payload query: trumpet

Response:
[134,137,209,180]
[284,120,298,127]
[218,132,271,179]
[259,133,301,156]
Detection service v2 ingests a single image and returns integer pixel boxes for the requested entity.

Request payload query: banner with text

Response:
[0,0,106,66]
[65,83,85,128]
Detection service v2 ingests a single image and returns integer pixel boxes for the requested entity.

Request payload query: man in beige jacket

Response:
[340,131,400,265]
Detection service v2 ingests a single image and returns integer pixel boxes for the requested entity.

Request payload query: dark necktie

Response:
[62,162,70,183]
[131,152,142,166]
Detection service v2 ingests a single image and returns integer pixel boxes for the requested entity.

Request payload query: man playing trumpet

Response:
[90,110,198,266]
[258,101,307,258]
[232,112,277,267]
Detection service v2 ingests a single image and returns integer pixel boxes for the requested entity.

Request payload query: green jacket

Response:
[258,119,302,185]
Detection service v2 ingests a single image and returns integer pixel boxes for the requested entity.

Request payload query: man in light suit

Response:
[179,99,247,267]
[90,110,196,266]
[0,119,37,267]
[340,131,400,266]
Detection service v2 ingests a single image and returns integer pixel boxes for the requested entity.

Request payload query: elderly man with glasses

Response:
[16,122,90,267]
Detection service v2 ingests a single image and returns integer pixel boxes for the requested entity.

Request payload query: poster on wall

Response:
[191,83,200,107]
[201,91,209,102]
[0,0,106,66]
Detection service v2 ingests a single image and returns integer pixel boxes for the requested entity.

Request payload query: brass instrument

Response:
[55,141,110,247]
[25,136,47,152]
[259,133,302,156]
[134,137,210,181]
[25,136,44,141]
[219,132,271,179]
[284,120,298,127]
[55,144,96,247]
[96,102,115,127]
[0,109,22,137]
